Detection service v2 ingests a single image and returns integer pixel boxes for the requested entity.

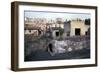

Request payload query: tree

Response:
[59,27,64,36]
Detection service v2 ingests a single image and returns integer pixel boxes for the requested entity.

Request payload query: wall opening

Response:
[56,31,59,37]
[75,28,80,35]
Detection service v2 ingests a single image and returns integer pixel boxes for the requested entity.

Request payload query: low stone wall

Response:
[24,34,90,56]
[47,35,90,56]
[65,35,90,50]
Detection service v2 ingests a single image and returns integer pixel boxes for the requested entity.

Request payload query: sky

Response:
[24,10,91,21]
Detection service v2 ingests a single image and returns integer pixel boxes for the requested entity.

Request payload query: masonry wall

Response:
[70,20,90,36]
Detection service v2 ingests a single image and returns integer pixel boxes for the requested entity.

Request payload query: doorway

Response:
[55,31,59,37]
[75,28,80,35]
